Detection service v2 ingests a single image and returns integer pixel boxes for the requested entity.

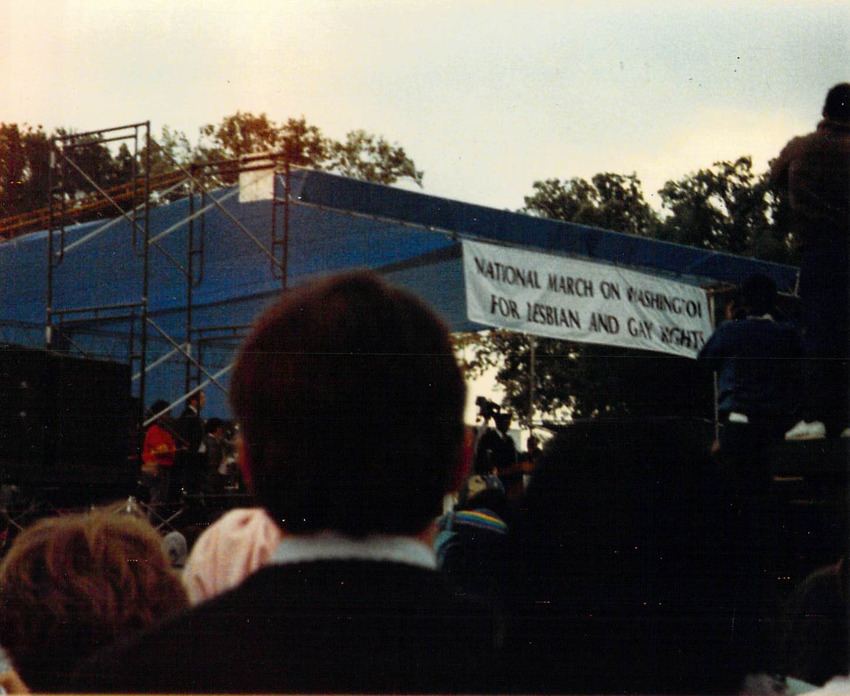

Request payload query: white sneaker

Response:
[784,420,827,441]
[841,427,850,439]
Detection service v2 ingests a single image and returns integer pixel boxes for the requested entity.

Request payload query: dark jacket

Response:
[176,406,204,458]
[698,316,803,417]
[474,428,517,475]
[771,118,850,248]
[72,560,502,694]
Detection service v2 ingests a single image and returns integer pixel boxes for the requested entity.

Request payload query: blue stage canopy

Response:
[293,169,799,294]
[0,168,799,417]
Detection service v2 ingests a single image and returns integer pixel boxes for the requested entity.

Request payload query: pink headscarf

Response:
[183,508,283,605]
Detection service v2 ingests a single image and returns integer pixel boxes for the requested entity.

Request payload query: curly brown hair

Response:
[0,507,188,692]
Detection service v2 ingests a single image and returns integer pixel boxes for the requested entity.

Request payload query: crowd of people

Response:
[0,83,846,694]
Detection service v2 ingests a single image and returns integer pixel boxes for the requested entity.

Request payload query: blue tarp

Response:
[293,170,799,293]
[0,168,799,417]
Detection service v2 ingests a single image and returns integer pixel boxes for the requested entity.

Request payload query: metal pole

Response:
[185,165,196,392]
[139,122,151,423]
[131,126,139,248]
[148,140,282,269]
[708,294,719,445]
[46,144,56,349]
[528,335,536,430]
[283,162,290,290]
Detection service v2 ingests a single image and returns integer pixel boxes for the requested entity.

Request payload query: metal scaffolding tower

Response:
[45,122,290,428]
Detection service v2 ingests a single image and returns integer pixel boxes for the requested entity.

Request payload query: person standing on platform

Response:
[771,83,850,440]
[699,275,805,672]
[141,400,180,513]
[175,390,205,495]
[699,274,804,497]
[202,418,226,493]
[475,411,518,477]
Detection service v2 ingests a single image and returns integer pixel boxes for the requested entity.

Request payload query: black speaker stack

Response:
[0,344,134,502]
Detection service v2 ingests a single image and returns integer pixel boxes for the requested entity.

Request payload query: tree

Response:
[113,143,136,186]
[197,111,283,164]
[591,172,659,238]
[523,173,659,237]
[53,128,123,203]
[20,127,51,212]
[143,125,195,179]
[658,156,791,263]
[278,117,328,168]
[0,113,425,228]
[326,130,423,187]
[194,111,422,187]
[459,330,713,424]
[0,123,50,217]
[0,123,29,215]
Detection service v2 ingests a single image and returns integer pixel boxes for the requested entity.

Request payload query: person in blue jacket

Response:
[699,274,804,496]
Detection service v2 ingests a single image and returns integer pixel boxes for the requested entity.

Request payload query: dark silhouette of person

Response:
[505,419,751,694]
[475,411,518,479]
[772,83,850,440]
[175,390,205,495]
[698,274,804,497]
[779,556,848,687]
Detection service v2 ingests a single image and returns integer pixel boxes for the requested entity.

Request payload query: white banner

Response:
[463,239,712,358]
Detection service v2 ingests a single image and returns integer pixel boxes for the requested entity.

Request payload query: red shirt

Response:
[142,423,177,468]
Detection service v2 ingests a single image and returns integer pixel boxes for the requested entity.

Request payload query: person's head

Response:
[148,399,171,423]
[0,509,188,692]
[162,530,188,569]
[205,418,224,438]
[456,474,507,518]
[494,412,512,434]
[527,435,540,453]
[230,271,466,537]
[183,508,283,605]
[188,390,205,411]
[514,418,742,693]
[823,82,850,123]
[740,273,777,316]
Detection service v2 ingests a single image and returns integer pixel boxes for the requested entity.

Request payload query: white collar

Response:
[270,531,436,570]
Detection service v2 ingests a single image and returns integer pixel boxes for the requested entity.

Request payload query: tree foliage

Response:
[524,173,658,238]
[54,128,126,195]
[144,125,195,178]
[326,129,424,187]
[0,123,50,217]
[657,156,791,263]
[0,113,423,223]
[193,111,422,187]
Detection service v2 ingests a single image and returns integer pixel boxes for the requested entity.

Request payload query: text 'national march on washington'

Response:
[473,255,705,335]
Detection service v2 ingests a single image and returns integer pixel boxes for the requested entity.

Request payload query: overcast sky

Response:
[2,0,848,212]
